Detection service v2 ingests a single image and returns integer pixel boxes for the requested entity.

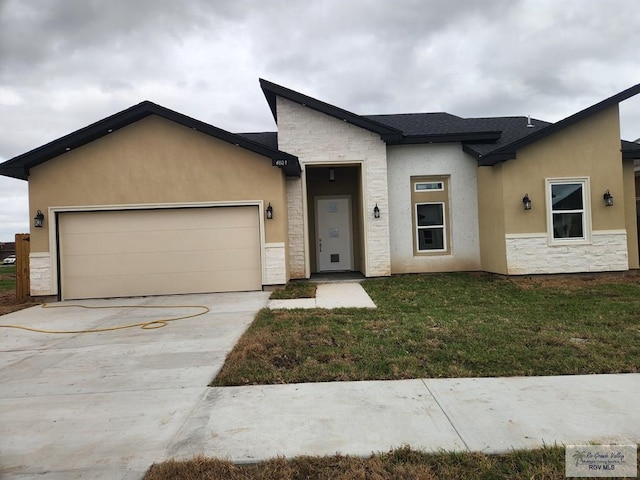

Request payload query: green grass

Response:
[0,265,16,292]
[213,273,640,385]
[269,281,317,299]
[144,445,601,480]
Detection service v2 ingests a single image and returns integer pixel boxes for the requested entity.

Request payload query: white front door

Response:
[316,196,353,272]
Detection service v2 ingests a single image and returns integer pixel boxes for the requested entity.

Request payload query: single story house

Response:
[1,80,639,300]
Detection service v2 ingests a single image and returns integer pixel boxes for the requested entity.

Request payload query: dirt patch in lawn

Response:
[0,291,39,316]
[510,271,640,290]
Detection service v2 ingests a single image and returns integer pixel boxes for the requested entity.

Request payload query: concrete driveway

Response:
[0,291,270,479]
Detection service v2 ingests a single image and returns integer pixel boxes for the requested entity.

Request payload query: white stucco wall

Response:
[387,144,481,273]
[505,231,628,274]
[276,97,391,277]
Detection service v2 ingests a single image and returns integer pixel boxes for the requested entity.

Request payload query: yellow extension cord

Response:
[0,303,211,334]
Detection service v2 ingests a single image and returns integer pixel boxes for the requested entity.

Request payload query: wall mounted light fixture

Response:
[603,190,613,207]
[266,203,273,219]
[522,193,532,210]
[34,210,44,228]
[373,203,380,218]
[329,167,335,182]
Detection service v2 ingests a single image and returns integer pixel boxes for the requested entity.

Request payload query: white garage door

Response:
[59,207,262,300]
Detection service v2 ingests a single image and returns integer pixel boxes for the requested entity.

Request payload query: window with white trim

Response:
[416,202,446,251]
[547,178,590,242]
[411,175,450,254]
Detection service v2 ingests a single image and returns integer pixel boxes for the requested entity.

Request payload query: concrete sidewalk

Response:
[168,373,640,463]
[268,282,377,309]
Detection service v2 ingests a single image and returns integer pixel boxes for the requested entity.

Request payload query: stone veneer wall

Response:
[505,231,628,274]
[276,97,391,277]
[264,242,287,284]
[29,253,53,296]
[285,177,306,278]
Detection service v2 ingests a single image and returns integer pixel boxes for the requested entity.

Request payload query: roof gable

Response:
[470,83,640,166]
[259,79,404,142]
[0,101,301,180]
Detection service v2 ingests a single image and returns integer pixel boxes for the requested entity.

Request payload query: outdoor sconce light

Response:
[34,210,45,228]
[373,203,380,218]
[329,167,335,182]
[266,203,273,220]
[603,190,613,207]
[522,193,532,210]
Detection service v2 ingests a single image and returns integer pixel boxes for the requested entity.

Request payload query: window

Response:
[415,181,444,192]
[411,176,449,254]
[416,203,446,251]
[547,178,590,242]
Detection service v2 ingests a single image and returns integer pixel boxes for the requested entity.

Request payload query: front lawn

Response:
[213,273,640,385]
[0,265,16,292]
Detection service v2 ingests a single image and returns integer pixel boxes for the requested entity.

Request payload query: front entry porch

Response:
[306,165,364,274]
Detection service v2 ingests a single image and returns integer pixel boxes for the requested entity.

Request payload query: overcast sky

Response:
[1,0,639,242]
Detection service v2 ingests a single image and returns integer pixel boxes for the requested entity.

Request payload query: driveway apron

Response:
[0,292,270,479]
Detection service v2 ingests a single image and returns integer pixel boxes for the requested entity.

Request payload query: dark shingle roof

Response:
[365,112,467,135]
[472,83,640,165]
[262,79,640,166]
[236,132,278,150]
[622,139,640,159]
[460,117,553,157]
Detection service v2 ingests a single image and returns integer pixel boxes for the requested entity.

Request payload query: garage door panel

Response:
[66,270,256,299]
[59,207,262,300]
[61,208,257,234]
[62,226,260,256]
[63,247,261,277]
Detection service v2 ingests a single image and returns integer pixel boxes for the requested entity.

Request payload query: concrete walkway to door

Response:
[0,291,270,479]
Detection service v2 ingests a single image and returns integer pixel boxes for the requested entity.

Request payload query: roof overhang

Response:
[622,140,640,160]
[0,101,301,180]
[259,78,404,143]
[396,131,502,145]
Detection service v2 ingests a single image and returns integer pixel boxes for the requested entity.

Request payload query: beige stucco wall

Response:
[501,105,625,235]
[623,158,639,268]
[478,105,632,274]
[28,115,288,252]
[477,164,507,274]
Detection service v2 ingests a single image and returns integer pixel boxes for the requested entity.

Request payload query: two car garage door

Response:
[58,207,262,300]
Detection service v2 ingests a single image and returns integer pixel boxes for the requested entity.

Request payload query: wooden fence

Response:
[15,233,30,300]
